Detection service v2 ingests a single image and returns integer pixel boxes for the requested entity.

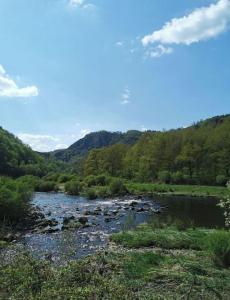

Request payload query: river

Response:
[2,192,225,263]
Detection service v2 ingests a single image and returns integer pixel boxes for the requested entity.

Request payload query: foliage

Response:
[218,181,230,227]
[1,241,230,299]
[83,115,230,185]
[0,177,32,221]
[109,179,127,196]
[50,130,142,162]
[35,181,57,192]
[97,187,109,198]
[65,180,82,195]
[216,175,228,186]
[205,230,230,267]
[158,170,171,183]
[85,188,97,200]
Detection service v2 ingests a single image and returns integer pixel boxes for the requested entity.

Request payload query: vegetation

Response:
[1,225,230,299]
[0,177,32,222]
[47,130,143,162]
[65,180,82,195]
[126,182,228,198]
[83,115,230,186]
[85,188,98,200]
[109,178,127,196]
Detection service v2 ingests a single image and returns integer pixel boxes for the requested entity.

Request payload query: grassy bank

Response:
[126,182,228,199]
[1,225,230,299]
[15,173,228,199]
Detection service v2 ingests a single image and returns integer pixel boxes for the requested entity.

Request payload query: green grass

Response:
[111,224,210,250]
[1,245,230,299]
[126,182,228,198]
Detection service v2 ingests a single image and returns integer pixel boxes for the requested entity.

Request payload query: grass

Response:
[1,244,230,299]
[126,182,228,198]
[111,223,210,250]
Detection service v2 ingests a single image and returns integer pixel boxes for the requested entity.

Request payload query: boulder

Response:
[63,216,75,225]
[78,216,88,225]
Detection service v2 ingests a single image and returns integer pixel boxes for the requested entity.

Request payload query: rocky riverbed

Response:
[0,192,161,263]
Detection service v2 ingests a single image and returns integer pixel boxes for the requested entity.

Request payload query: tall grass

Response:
[205,230,230,268]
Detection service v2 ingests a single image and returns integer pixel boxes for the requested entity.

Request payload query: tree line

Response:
[82,115,230,186]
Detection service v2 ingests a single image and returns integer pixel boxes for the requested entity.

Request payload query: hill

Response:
[46,130,143,162]
[0,126,45,177]
[83,114,230,185]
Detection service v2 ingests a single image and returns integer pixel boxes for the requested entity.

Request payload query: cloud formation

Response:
[121,88,131,105]
[68,0,95,10]
[18,129,91,152]
[0,65,38,98]
[145,44,173,58]
[142,0,230,47]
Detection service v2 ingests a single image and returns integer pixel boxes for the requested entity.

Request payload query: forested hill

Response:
[83,114,230,185]
[0,126,44,177]
[46,130,143,162]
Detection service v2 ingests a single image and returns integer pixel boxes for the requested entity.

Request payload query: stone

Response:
[78,216,88,225]
[63,216,75,225]
[130,201,138,206]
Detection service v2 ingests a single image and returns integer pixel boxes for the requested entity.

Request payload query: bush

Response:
[85,175,97,187]
[16,175,40,190]
[216,175,228,186]
[158,171,171,184]
[95,175,107,186]
[36,181,57,192]
[42,173,59,182]
[171,172,184,184]
[205,231,230,267]
[85,188,97,200]
[0,177,32,221]
[97,187,109,198]
[65,181,82,195]
[109,179,127,196]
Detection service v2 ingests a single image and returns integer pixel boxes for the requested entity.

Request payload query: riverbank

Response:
[1,224,230,299]
[62,179,228,200]
[125,182,228,199]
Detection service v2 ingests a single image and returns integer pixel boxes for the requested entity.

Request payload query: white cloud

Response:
[18,129,91,152]
[0,65,38,98]
[145,44,173,58]
[116,41,124,47]
[121,88,131,105]
[17,134,64,152]
[79,129,90,138]
[142,0,230,47]
[68,0,95,10]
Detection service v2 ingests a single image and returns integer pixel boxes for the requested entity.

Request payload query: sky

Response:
[0,0,229,152]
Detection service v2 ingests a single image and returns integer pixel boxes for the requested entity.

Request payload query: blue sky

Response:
[0,0,229,151]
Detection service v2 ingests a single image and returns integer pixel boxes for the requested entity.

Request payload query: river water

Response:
[3,193,225,262]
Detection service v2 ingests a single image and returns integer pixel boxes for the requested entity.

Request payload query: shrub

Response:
[109,179,127,196]
[158,171,171,184]
[65,181,82,195]
[16,175,40,190]
[95,175,107,186]
[216,175,228,186]
[0,177,32,221]
[171,172,183,184]
[36,181,57,192]
[85,188,97,200]
[205,231,230,268]
[42,173,59,182]
[85,175,97,187]
[97,187,109,198]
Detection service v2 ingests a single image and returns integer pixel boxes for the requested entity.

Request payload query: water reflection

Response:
[152,195,225,228]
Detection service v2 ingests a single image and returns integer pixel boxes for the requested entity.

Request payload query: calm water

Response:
[3,193,225,262]
[154,195,225,228]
